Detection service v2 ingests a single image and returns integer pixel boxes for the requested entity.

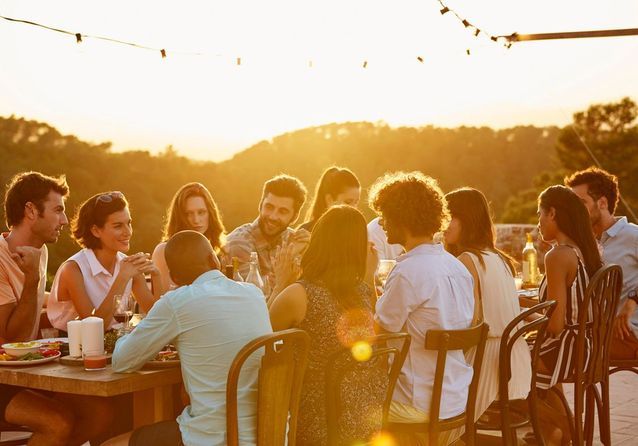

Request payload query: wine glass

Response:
[114,294,136,333]
[376,259,396,288]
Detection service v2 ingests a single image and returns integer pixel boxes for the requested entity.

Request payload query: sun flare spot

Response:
[350,340,372,362]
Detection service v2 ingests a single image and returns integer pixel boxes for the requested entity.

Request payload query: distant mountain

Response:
[0,116,560,275]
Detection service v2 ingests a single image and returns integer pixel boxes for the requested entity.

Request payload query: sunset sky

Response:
[1,0,637,161]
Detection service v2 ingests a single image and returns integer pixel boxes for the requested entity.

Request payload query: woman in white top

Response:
[152,183,225,291]
[443,188,532,423]
[48,191,163,331]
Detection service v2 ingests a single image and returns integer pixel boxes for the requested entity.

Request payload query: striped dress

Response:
[536,248,590,390]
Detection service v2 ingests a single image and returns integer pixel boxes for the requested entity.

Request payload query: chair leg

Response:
[527,388,546,446]
[584,386,595,446]
[599,378,612,446]
[549,385,577,445]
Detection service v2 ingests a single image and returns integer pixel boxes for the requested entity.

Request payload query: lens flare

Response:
[351,340,372,362]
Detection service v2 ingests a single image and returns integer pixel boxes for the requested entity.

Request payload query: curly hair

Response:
[368,171,449,238]
[564,167,619,214]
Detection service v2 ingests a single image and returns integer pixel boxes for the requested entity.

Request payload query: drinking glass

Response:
[114,294,136,333]
[377,259,396,288]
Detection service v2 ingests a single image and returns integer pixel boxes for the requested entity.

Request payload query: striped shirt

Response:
[536,247,590,390]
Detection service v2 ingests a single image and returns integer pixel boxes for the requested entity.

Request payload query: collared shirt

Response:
[600,216,638,337]
[222,218,294,278]
[47,248,133,331]
[375,243,474,419]
[112,270,272,446]
[367,217,403,260]
[0,232,48,341]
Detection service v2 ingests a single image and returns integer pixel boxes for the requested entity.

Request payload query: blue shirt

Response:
[600,217,638,337]
[112,270,272,446]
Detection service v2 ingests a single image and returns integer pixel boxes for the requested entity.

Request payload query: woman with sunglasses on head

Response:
[47,191,163,331]
[152,183,225,291]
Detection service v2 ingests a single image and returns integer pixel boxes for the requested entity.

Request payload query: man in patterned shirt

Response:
[223,174,309,280]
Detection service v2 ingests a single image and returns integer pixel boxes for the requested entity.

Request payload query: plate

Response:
[0,351,61,366]
[35,337,69,343]
[143,359,180,369]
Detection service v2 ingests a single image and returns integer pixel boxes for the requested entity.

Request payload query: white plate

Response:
[0,351,61,366]
[35,337,68,343]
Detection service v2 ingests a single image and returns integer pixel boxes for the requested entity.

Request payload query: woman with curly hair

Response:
[152,182,225,290]
[369,171,474,445]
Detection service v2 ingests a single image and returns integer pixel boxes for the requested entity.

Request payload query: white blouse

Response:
[47,249,133,331]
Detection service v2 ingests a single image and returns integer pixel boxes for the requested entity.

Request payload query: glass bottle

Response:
[232,256,244,282]
[522,232,538,287]
[245,252,265,292]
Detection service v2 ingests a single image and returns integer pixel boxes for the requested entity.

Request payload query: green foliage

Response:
[1,115,559,276]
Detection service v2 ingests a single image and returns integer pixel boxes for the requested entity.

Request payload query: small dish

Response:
[2,341,42,358]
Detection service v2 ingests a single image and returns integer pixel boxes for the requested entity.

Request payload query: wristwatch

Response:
[628,290,638,305]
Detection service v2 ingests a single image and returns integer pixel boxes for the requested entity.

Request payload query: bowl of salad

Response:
[2,341,42,358]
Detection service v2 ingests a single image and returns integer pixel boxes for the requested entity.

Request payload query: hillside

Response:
[0,116,560,275]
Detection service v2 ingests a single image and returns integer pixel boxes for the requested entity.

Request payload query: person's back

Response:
[111,230,273,446]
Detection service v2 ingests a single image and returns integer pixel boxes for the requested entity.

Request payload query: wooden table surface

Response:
[0,360,183,428]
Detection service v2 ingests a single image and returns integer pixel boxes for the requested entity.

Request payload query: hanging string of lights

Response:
[1,4,511,65]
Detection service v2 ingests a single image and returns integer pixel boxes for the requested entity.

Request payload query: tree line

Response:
[1,97,635,277]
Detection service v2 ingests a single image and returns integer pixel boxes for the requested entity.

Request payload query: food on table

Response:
[0,344,61,361]
[154,345,179,362]
[2,341,42,357]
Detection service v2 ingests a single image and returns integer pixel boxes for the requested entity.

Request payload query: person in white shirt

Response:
[368,171,474,444]
[104,230,272,446]
[367,216,403,260]
[47,191,163,331]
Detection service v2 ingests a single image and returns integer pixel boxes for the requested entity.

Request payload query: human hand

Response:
[119,253,150,280]
[272,242,301,291]
[287,229,311,257]
[613,299,637,340]
[10,246,41,284]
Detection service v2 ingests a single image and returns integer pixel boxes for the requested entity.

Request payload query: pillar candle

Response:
[67,320,83,357]
[80,317,104,356]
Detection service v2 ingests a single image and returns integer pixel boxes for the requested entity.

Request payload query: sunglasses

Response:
[95,191,124,204]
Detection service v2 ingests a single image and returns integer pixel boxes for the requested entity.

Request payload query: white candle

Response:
[80,317,104,356]
[67,320,83,357]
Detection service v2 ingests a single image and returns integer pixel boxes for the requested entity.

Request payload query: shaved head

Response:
[165,230,220,285]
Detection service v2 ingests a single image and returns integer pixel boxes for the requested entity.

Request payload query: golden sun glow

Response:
[0,0,636,160]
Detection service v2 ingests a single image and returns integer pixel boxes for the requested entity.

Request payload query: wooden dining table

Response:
[0,360,182,428]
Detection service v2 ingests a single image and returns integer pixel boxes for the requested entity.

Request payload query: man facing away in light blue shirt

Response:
[103,230,273,446]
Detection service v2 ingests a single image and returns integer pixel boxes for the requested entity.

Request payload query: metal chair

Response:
[226,328,310,446]
[384,322,489,446]
[324,332,411,445]
[475,300,557,446]
[547,264,622,446]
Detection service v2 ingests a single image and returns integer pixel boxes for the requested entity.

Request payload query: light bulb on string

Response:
[440,7,450,15]
[75,33,82,44]
[160,49,166,58]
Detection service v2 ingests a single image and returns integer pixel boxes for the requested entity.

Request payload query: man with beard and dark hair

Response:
[1,171,113,446]
[566,166,638,360]
[223,174,309,279]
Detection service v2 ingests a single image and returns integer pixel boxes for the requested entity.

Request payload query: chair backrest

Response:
[226,328,311,446]
[324,332,411,445]
[499,300,557,398]
[576,264,623,384]
[425,322,489,445]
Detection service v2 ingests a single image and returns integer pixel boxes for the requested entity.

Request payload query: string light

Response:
[435,0,513,48]
[0,9,518,69]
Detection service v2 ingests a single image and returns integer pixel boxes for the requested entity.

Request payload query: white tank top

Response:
[47,248,133,331]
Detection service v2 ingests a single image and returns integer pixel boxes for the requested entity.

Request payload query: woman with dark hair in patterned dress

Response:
[269,205,384,445]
